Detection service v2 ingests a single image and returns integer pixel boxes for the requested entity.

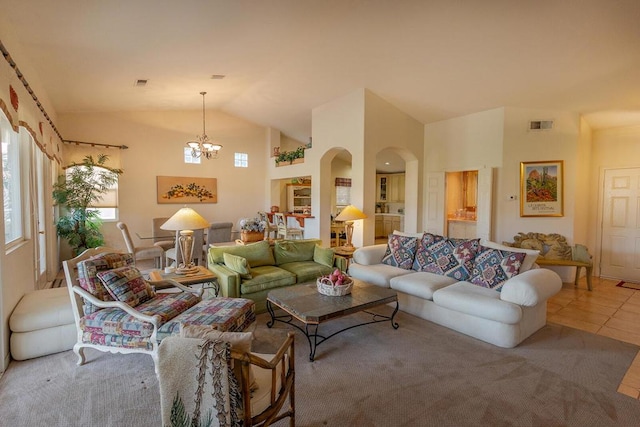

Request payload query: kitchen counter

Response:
[375,212,404,216]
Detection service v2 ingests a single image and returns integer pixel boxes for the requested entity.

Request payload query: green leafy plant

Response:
[53,154,123,255]
[275,145,305,165]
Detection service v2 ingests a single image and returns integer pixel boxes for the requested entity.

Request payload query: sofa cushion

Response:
[240,265,297,295]
[76,252,135,314]
[278,261,334,283]
[223,253,252,279]
[381,234,419,269]
[274,239,320,265]
[389,272,457,301]
[480,240,539,273]
[433,282,522,324]
[348,262,412,288]
[413,234,480,281]
[97,266,155,307]
[209,240,275,268]
[313,245,335,268]
[469,246,526,291]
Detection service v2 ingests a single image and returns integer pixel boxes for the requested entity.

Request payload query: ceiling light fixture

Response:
[186,91,222,160]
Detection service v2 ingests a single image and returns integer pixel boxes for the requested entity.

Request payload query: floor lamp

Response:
[334,205,368,251]
[161,207,210,274]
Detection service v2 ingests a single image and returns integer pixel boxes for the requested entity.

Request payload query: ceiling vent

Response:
[529,120,553,131]
[134,79,148,87]
[210,74,226,80]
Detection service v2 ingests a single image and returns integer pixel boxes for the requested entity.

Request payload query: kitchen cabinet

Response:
[376,214,403,238]
[377,173,405,203]
[375,216,384,237]
[287,184,311,214]
[447,220,477,239]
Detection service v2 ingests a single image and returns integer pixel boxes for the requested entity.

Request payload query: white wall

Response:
[58,110,270,252]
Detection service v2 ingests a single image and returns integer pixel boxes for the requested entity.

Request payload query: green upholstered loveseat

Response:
[207,239,345,313]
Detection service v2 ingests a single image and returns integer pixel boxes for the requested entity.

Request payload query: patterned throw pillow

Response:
[76,252,135,314]
[412,234,480,281]
[97,266,155,307]
[381,234,419,270]
[469,246,527,291]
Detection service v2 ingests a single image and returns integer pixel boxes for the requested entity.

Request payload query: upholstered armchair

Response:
[63,247,204,373]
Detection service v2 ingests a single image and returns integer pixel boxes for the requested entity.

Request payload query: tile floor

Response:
[546,276,640,399]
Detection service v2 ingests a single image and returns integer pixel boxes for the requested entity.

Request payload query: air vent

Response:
[210,74,226,80]
[529,120,553,131]
[134,79,148,87]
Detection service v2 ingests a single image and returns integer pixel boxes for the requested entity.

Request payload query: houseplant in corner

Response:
[53,154,123,255]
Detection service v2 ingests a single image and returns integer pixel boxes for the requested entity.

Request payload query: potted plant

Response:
[239,217,266,243]
[53,154,123,255]
[274,145,305,165]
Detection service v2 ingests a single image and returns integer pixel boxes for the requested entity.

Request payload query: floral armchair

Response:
[63,247,204,373]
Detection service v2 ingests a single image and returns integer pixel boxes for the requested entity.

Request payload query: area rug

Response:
[616,281,640,291]
[2,311,640,426]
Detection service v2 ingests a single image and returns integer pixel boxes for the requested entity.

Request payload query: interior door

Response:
[600,167,640,282]
[425,172,445,235]
[32,145,48,288]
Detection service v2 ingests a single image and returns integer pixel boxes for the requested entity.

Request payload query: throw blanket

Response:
[158,337,242,427]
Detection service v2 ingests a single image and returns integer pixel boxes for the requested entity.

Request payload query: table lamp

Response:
[334,205,368,251]
[161,207,210,274]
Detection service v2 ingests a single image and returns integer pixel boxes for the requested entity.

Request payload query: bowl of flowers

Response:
[239,217,266,243]
[317,268,353,296]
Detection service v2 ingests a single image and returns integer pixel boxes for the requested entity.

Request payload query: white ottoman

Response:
[9,287,76,360]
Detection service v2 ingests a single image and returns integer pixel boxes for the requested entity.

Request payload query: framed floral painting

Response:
[520,160,563,217]
[157,176,217,204]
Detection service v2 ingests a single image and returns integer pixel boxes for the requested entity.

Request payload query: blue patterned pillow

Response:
[469,246,526,291]
[413,234,480,281]
[381,234,419,270]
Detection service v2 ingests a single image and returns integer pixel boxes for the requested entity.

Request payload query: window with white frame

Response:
[64,165,119,221]
[1,112,23,245]
[184,147,201,164]
[234,152,248,168]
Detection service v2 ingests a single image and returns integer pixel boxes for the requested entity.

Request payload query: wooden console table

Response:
[536,258,593,291]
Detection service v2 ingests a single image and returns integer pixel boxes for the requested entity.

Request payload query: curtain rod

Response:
[63,139,128,150]
[0,39,64,142]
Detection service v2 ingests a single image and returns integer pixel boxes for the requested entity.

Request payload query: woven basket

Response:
[240,230,264,243]
[317,276,353,296]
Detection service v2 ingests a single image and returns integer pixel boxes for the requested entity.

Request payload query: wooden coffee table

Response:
[266,279,399,361]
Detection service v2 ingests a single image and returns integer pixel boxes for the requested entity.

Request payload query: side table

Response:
[148,265,219,298]
[333,247,356,269]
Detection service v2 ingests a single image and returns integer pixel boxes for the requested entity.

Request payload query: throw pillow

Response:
[381,234,419,270]
[313,245,335,268]
[480,240,540,272]
[469,246,527,291]
[180,324,257,391]
[413,233,480,281]
[223,252,252,279]
[96,266,155,307]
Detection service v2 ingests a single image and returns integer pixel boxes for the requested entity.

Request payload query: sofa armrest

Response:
[208,263,241,298]
[500,268,562,307]
[334,255,348,272]
[352,244,387,266]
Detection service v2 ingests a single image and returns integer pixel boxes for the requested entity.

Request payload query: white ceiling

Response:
[2,0,640,145]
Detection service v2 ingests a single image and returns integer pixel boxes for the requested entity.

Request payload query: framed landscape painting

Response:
[157,176,217,204]
[520,160,563,217]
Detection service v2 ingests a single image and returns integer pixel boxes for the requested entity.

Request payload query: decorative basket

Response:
[317,276,353,296]
[240,230,264,243]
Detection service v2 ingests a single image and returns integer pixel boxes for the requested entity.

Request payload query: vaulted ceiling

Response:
[2,0,640,143]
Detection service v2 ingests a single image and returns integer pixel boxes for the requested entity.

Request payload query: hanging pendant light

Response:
[186,91,223,159]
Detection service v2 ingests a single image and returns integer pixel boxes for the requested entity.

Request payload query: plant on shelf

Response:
[275,145,305,165]
[53,154,123,255]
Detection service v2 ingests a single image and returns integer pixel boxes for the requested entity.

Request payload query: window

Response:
[64,165,119,221]
[184,147,201,164]
[335,177,351,206]
[234,152,248,168]
[1,113,23,245]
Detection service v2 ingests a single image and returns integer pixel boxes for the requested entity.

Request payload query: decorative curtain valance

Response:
[335,177,352,187]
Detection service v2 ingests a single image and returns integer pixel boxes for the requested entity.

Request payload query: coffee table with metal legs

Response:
[266,279,399,361]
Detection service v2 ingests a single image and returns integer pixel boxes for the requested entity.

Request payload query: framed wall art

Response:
[156,176,217,204]
[520,160,563,217]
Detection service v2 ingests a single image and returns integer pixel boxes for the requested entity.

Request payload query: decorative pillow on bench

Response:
[413,233,480,281]
[469,246,526,291]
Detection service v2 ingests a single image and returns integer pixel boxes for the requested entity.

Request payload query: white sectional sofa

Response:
[348,233,562,348]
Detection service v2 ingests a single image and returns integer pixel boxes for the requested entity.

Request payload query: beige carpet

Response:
[2,310,640,426]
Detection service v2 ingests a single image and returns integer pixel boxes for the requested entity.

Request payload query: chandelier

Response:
[186,91,222,159]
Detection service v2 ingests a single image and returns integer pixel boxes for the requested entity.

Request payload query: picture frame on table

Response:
[520,160,563,217]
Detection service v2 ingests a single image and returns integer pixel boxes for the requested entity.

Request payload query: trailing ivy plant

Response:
[53,154,123,255]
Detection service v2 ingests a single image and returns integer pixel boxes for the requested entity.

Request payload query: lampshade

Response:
[161,207,210,231]
[335,205,368,222]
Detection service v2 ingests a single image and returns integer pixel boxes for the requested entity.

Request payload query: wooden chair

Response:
[116,221,165,268]
[258,211,278,239]
[274,213,303,240]
[158,332,295,427]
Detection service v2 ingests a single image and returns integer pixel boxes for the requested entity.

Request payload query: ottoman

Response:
[9,287,76,360]
[157,297,256,341]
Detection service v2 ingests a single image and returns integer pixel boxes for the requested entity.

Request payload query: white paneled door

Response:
[600,167,640,282]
